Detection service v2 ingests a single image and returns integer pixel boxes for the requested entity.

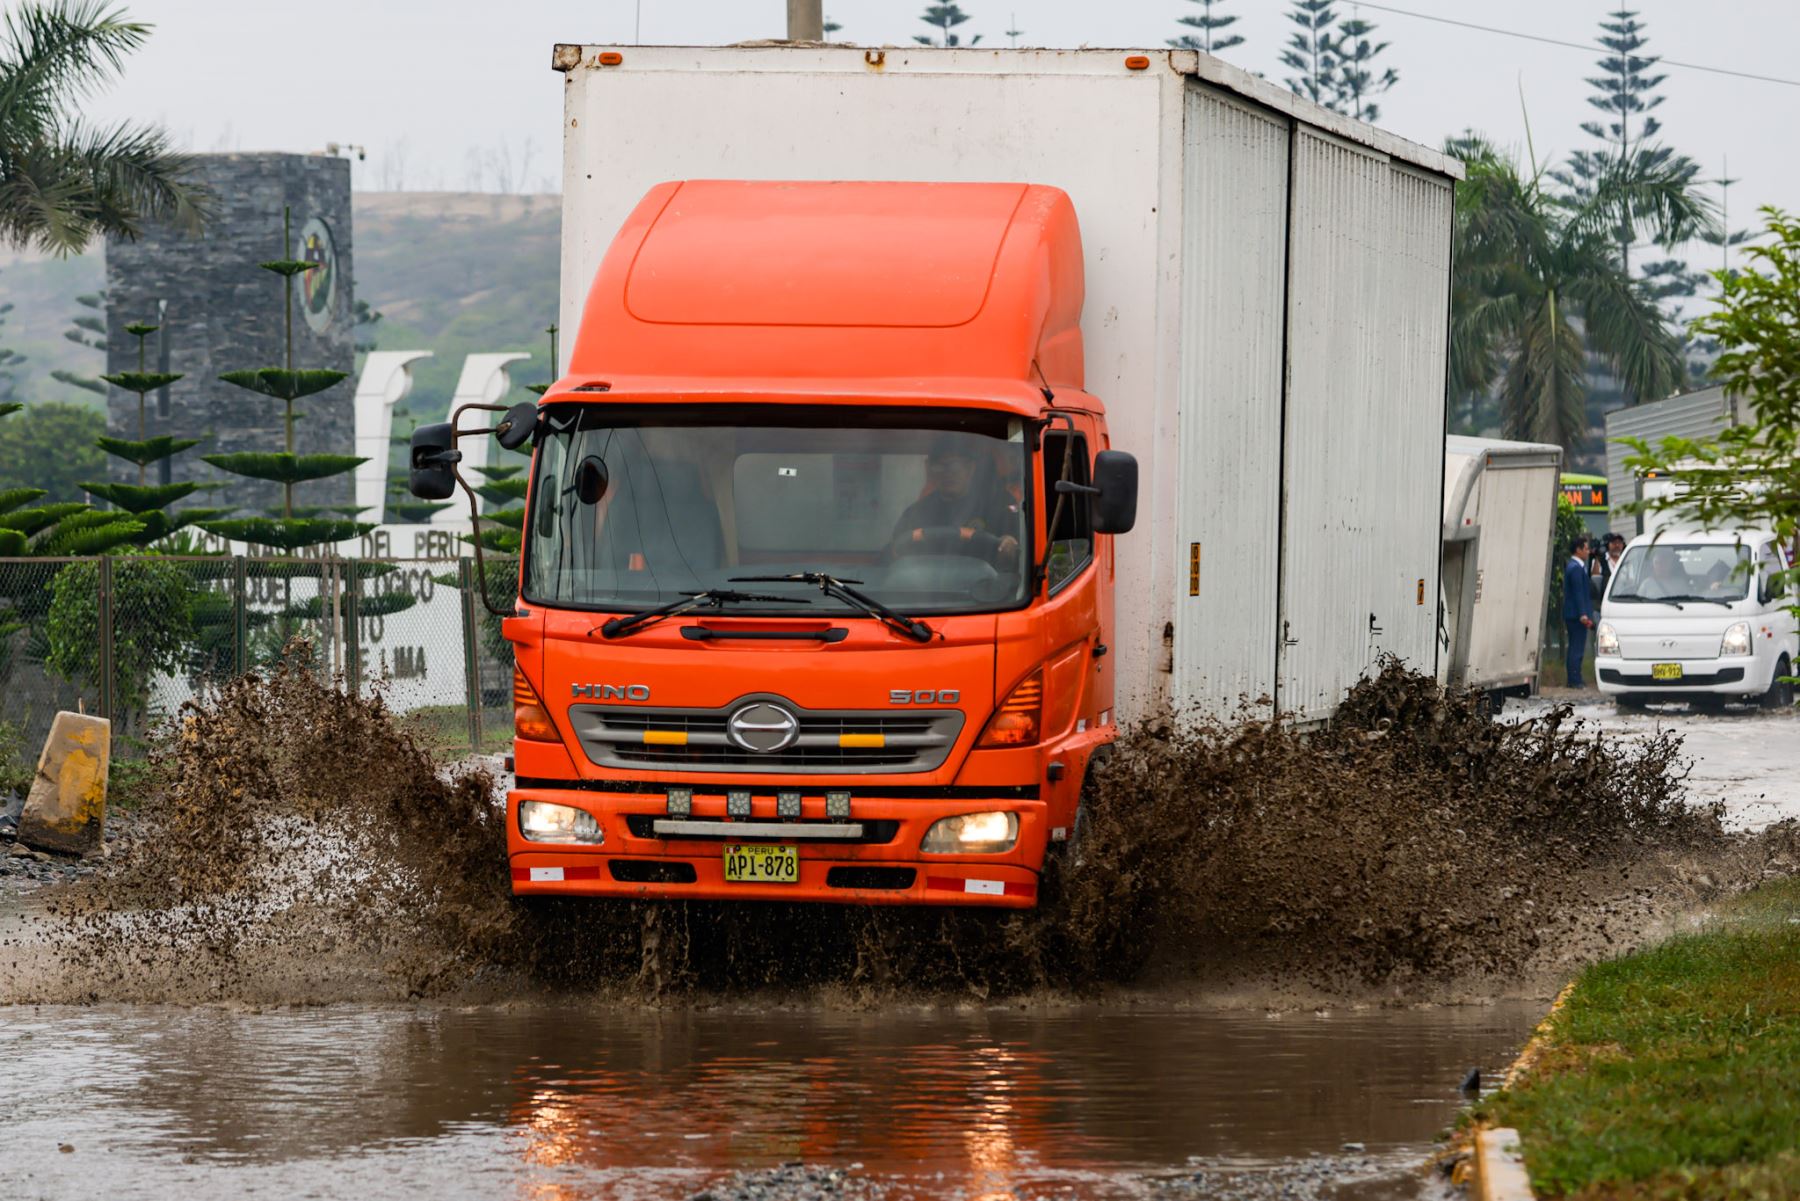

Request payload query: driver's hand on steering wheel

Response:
[996,534,1019,561]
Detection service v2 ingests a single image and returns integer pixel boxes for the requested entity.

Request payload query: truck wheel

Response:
[1762,656,1795,711]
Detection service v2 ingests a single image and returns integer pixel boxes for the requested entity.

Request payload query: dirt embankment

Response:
[5,651,1792,1007]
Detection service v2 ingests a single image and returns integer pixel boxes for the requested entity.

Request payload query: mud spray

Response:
[16,650,1797,1005]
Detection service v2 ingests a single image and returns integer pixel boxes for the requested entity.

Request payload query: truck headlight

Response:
[1596,622,1618,656]
[1721,622,1752,657]
[518,800,604,844]
[921,811,1019,854]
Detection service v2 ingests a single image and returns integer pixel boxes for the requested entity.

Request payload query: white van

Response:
[1596,529,1798,710]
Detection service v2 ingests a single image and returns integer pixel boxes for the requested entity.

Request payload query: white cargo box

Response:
[1440,436,1562,695]
[556,45,1458,724]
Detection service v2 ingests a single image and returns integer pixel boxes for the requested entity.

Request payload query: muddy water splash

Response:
[20,651,1782,1004]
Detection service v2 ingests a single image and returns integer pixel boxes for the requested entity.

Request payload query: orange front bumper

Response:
[506,785,1048,909]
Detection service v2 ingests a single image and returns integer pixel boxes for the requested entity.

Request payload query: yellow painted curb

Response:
[1473,1127,1535,1201]
[1505,981,1576,1090]
[17,711,111,856]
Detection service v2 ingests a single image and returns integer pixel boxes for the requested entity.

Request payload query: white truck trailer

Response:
[553,45,1458,724]
[1440,435,1563,704]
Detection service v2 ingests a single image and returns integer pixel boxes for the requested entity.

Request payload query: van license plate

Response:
[1652,663,1683,681]
[724,844,798,884]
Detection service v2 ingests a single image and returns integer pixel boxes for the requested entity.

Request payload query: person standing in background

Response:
[1591,532,1625,601]
[1564,535,1597,689]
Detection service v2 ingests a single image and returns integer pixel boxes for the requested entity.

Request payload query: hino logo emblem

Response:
[727,701,800,753]
[572,683,651,701]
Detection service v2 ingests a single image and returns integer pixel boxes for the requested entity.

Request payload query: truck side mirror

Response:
[495,401,538,451]
[1091,450,1138,534]
[409,422,460,500]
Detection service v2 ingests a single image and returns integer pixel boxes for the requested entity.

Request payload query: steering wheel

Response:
[894,525,1005,560]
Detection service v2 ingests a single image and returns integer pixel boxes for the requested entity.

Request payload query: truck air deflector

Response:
[625,180,1027,328]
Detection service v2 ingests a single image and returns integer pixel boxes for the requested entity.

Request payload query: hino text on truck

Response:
[409,46,1458,908]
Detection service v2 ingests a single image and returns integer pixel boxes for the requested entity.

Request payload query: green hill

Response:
[354,191,560,423]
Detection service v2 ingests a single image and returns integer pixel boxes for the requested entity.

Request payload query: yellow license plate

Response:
[723,844,798,884]
[1652,663,1684,681]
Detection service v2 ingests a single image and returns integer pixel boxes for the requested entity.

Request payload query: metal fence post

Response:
[96,555,114,723]
[460,557,482,752]
[232,555,247,676]
[345,558,362,696]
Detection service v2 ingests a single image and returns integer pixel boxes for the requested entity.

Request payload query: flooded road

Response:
[1,1001,1538,1200]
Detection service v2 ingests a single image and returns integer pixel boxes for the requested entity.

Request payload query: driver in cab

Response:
[889,437,1022,567]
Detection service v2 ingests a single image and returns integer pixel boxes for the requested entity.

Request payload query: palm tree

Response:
[1448,135,1714,454]
[0,1,206,255]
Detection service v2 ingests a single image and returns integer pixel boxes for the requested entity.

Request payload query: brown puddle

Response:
[0,1000,1538,1200]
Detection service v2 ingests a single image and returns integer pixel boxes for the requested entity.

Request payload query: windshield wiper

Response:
[1658,594,1736,607]
[594,589,805,640]
[730,572,935,643]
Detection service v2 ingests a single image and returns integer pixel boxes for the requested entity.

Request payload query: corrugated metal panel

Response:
[1602,387,1734,537]
[1172,84,1289,720]
[1278,133,1450,721]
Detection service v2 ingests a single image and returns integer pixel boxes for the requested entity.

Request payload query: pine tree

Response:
[50,293,107,396]
[1280,0,1340,109]
[0,278,23,404]
[1330,15,1397,122]
[1169,0,1243,54]
[1553,6,1713,404]
[915,3,980,47]
[82,321,226,545]
[200,208,369,552]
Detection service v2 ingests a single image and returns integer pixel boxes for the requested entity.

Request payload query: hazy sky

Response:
[56,0,1800,264]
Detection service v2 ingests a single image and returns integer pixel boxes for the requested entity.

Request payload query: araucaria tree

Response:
[0,0,207,254]
[1556,5,1708,344]
[1447,135,1706,454]
[1168,0,1243,54]
[1280,0,1340,109]
[1329,14,1397,122]
[200,209,368,553]
[82,320,226,545]
[915,3,979,47]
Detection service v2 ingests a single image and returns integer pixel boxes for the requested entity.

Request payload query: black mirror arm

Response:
[1054,479,1100,496]
[447,399,531,619]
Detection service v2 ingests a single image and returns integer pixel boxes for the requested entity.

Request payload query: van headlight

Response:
[921,812,1019,854]
[518,800,604,844]
[1596,622,1618,656]
[1721,622,1752,657]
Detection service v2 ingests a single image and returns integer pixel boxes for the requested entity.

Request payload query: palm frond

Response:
[1570,268,1685,406]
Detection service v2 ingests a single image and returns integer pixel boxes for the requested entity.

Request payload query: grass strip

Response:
[1476,876,1800,1200]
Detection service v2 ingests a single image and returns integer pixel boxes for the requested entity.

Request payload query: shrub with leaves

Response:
[46,554,195,725]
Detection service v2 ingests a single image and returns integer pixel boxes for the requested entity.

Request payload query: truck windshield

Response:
[523,405,1031,615]
[1609,543,1752,603]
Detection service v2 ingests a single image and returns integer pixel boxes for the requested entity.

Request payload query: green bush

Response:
[46,555,195,723]
[0,718,31,799]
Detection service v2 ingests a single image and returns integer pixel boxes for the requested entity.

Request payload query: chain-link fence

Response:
[0,555,516,760]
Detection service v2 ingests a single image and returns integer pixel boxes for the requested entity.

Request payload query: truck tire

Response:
[1762,656,1795,711]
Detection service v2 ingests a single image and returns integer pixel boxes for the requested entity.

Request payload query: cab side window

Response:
[1759,543,1788,604]
[1041,430,1093,592]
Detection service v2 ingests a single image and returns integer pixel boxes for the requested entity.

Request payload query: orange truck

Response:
[410,47,1459,908]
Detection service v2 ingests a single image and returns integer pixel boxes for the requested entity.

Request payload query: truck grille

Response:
[568,699,965,774]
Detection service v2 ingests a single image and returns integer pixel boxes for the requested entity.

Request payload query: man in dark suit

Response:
[1563,535,1597,689]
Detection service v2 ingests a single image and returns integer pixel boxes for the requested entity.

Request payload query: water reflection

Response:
[0,1002,1537,1199]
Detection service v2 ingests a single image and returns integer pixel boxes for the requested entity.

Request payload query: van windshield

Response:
[1609,543,1752,603]
[522,404,1031,615]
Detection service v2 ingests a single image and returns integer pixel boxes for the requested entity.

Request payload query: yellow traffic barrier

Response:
[18,711,111,856]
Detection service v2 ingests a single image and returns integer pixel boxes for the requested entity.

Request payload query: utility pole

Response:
[787,0,823,41]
